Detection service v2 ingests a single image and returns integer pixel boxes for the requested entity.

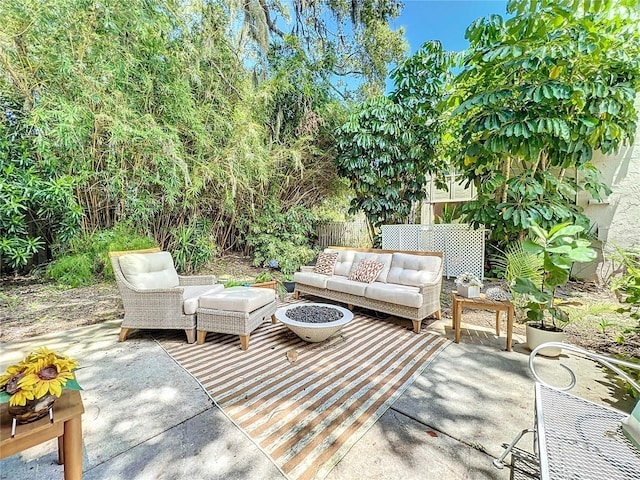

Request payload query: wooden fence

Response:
[316,221,372,248]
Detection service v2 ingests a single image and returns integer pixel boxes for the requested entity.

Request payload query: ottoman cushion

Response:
[183,284,224,314]
[199,286,276,312]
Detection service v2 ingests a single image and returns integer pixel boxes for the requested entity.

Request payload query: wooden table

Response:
[1,390,84,479]
[451,292,514,351]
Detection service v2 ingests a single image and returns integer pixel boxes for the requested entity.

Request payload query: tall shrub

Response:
[452,0,640,244]
[0,102,81,272]
[335,41,453,240]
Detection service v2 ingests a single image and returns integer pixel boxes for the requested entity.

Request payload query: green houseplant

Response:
[512,222,596,356]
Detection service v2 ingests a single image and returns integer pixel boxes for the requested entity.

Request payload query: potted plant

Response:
[282,274,295,293]
[455,272,483,298]
[512,222,596,356]
[0,348,82,423]
[253,272,277,290]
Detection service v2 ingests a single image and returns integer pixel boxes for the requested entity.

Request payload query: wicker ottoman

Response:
[196,286,278,350]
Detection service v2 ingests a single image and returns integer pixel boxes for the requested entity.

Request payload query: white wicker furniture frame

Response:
[109,248,217,343]
[196,299,278,350]
[294,247,443,333]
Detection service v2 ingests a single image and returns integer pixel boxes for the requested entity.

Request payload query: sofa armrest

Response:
[418,281,442,296]
[300,266,315,272]
[179,275,217,286]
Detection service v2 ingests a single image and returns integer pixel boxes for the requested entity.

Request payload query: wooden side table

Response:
[1,390,84,479]
[451,292,514,351]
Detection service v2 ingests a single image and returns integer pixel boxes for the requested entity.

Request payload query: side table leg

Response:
[506,307,514,352]
[495,311,501,337]
[455,300,461,344]
[62,416,82,480]
[451,293,456,329]
[58,435,65,464]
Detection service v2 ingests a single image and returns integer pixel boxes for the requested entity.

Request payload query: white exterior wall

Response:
[575,96,640,280]
[578,140,640,247]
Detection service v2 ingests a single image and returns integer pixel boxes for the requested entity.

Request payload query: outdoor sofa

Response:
[294,246,443,333]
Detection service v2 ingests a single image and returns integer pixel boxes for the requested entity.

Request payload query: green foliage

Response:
[491,240,544,307]
[452,0,640,244]
[1,0,350,266]
[336,41,453,239]
[254,272,274,283]
[242,201,318,275]
[0,102,81,271]
[434,204,462,224]
[45,225,155,287]
[237,0,407,96]
[168,221,216,274]
[610,245,640,346]
[611,246,640,315]
[512,222,597,330]
[1,0,243,254]
[224,280,248,288]
[45,255,94,288]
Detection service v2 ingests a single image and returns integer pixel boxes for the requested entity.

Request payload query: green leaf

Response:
[567,247,597,263]
[546,245,572,254]
[522,240,544,255]
[0,391,11,403]
[64,377,83,391]
[548,224,583,241]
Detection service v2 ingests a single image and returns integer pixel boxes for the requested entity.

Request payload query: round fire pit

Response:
[275,303,354,342]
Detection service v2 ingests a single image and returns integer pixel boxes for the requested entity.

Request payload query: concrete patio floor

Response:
[0,313,634,480]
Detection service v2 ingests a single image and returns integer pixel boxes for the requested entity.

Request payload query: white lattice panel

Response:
[381,225,421,251]
[381,224,485,279]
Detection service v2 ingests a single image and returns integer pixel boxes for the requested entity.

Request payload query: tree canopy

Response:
[451,0,640,243]
[1,0,408,272]
[335,41,454,239]
[232,0,407,96]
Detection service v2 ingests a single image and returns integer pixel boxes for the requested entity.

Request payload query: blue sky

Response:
[393,0,509,53]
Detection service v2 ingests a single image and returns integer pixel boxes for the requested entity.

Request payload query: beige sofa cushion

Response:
[326,276,368,296]
[364,282,423,308]
[119,252,180,289]
[294,271,331,289]
[183,285,224,315]
[198,286,275,313]
[386,253,442,287]
[327,249,358,277]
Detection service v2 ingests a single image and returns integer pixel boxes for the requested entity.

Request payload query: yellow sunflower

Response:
[0,364,26,388]
[1,348,80,406]
[18,368,75,399]
[7,384,36,407]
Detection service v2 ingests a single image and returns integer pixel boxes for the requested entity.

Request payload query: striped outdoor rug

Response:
[156,303,449,480]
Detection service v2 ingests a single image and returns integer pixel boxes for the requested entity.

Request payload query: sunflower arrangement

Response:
[0,348,81,407]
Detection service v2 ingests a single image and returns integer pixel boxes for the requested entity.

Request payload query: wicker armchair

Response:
[109,248,221,343]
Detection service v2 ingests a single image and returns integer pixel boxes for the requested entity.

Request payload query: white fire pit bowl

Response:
[275,303,354,342]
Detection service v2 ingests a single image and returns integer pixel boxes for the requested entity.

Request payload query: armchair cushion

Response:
[119,252,180,289]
